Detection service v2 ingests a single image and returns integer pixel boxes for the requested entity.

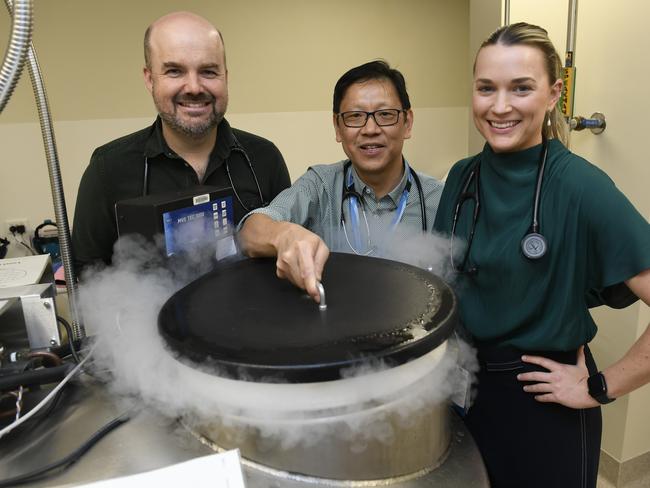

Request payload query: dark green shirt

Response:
[71,117,290,273]
[434,140,650,350]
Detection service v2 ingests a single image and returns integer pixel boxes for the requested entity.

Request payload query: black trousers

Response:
[465,344,602,488]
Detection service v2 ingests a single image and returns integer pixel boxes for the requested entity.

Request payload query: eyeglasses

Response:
[338,109,405,128]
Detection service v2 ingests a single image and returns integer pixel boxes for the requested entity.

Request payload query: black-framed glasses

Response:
[338,109,405,128]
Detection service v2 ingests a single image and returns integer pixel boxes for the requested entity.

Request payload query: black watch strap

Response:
[587,371,615,404]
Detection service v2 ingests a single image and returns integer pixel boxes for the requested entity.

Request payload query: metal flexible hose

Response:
[3,0,84,339]
[0,0,31,113]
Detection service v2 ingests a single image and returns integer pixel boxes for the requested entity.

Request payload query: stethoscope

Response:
[141,135,266,212]
[341,160,427,255]
[450,138,549,275]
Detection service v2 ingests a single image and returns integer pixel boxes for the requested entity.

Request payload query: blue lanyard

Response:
[345,164,412,248]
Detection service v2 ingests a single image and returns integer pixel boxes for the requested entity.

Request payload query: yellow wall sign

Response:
[561,67,576,118]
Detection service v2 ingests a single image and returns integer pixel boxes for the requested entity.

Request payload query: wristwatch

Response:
[587,371,615,404]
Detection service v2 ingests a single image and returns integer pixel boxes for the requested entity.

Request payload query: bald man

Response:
[72,12,290,273]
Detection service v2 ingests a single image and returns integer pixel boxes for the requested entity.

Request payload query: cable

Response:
[18,240,36,255]
[10,233,36,255]
[56,315,80,364]
[0,342,95,440]
[0,363,73,391]
[10,386,23,421]
[0,411,130,487]
[11,385,65,434]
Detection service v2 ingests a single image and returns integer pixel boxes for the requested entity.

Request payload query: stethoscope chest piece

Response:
[453,139,550,270]
[521,232,547,260]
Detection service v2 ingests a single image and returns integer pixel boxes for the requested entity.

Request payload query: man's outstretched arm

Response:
[238,214,330,302]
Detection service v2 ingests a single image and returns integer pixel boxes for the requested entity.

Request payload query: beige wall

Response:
[467,0,502,154]
[0,0,469,255]
[506,0,650,464]
[1,0,469,121]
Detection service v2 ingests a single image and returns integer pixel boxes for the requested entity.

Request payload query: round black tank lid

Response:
[158,253,457,382]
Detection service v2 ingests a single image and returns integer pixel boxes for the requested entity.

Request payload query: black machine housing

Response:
[115,186,236,260]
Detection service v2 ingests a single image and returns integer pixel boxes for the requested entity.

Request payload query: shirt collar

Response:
[349,157,410,205]
[212,118,236,163]
[143,116,236,165]
[143,117,170,158]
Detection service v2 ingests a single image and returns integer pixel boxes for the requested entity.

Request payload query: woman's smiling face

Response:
[472,44,562,153]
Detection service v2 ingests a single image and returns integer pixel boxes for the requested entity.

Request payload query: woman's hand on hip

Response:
[517,346,600,409]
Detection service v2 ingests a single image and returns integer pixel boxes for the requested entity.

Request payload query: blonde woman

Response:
[434,23,650,488]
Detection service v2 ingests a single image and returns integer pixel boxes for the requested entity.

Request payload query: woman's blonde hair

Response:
[475,22,568,146]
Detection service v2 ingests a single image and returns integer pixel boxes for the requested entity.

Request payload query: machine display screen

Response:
[162,195,234,258]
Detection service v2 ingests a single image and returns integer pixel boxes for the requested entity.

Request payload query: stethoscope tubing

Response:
[141,135,265,212]
[530,141,548,234]
[340,160,427,254]
[451,138,548,273]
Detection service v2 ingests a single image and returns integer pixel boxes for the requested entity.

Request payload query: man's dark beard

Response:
[158,94,224,138]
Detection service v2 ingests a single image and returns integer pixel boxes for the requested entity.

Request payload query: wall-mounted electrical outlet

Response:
[5,218,30,237]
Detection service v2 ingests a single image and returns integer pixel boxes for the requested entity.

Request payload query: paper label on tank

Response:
[451,365,472,415]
